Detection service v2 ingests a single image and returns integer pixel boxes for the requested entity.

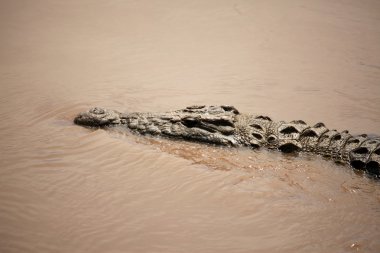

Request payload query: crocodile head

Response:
[74,107,123,127]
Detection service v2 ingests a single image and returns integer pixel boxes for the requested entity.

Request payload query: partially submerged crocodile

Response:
[74,105,380,177]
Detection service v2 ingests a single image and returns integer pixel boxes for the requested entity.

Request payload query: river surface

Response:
[1,0,380,252]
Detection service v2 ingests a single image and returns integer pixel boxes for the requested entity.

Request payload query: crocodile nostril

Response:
[91,108,105,114]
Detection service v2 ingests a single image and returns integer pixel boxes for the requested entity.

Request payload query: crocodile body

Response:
[74,105,380,176]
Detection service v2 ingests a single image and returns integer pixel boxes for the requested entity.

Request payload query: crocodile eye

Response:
[182,118,197,128]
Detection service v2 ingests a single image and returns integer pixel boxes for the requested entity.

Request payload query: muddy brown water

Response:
[1,0,380,252]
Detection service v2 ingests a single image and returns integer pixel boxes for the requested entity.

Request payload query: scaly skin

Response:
[74,105,380,177]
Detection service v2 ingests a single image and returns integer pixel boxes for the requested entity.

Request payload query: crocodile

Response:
[74,105,380,177]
